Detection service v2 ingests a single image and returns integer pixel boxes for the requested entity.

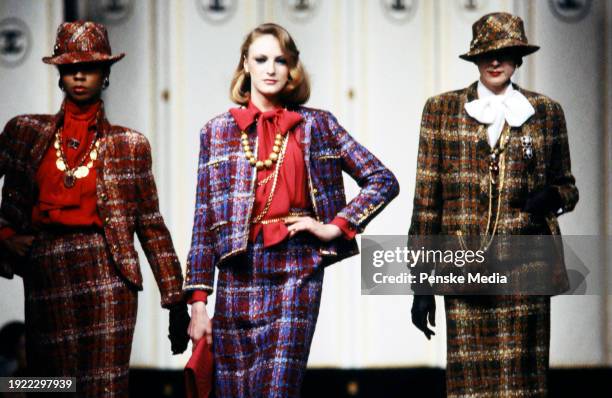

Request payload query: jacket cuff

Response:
[160,290,185,309]
[0,227,16,240]
[552,185,575,216]
[188,290,208,305]
[330,216,357,240]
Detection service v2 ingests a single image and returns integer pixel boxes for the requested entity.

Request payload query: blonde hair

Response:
[230,23,310,106]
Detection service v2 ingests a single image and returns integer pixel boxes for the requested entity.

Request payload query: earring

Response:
[103,77,110,90]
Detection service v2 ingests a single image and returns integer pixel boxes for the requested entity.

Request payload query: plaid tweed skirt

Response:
[24,229,137,397]
[213,233,325,398]
[445,295,551,398]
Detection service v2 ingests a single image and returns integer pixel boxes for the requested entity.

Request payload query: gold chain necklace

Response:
[251,135,289,224]
[54,127,100,188]
[241,130,283,170]
[457,125,510,252]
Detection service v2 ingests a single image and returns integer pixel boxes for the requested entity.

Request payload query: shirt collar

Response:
[477,79,514,100]
[466,80,535,127]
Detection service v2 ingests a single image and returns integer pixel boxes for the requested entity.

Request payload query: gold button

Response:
[312,188,318,194]
[105,216,111,224]
[100,193,108,201]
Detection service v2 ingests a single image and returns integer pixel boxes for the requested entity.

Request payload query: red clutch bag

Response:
[184,338,214,398]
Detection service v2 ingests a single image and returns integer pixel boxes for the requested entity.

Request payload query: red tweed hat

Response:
[42,21,124,65]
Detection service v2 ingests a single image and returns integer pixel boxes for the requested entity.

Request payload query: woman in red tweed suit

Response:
[0,21,189,396]
[185,23,399,397]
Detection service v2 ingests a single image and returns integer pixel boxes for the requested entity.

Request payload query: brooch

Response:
[520,135,533,160]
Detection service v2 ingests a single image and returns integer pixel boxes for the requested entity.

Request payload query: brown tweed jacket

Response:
[0,102,184,307]
[409,82,579,294]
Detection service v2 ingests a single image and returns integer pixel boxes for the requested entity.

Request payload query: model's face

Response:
[476,53,517,94]
[244,34,289,102]
[59,62,106,104]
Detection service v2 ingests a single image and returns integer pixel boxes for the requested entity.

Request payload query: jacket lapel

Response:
[464,81,493,154]
[297,109,312,164]
[96,103,112,177]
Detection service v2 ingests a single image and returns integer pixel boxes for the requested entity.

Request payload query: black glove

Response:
[411,295,436,340]
[168,302,191,355]
[522,186,563,216]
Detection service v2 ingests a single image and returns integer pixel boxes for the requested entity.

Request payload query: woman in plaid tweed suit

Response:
[185,23,399,397]
[409,13,578,397]
[0,22,189,396]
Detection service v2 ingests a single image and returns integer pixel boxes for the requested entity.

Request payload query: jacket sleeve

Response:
[184,122,216,295]
[0,117,20,279]
[0,118,15,178]
[133,134,185,308]
[325,112,399,233]
[408,98,443,237]
[406,98,444,284]
[547,102,578,216]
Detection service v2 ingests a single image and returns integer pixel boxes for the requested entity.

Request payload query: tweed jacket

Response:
[409,82,578,294]
[185,107,399,293]
[0,102,184,307]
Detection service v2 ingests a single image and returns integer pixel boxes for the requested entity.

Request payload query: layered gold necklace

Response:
[54,127,100,188]
[250,135,289,224]
[240,125,291,223]
[457,124,511,252]
[241,131,284,170]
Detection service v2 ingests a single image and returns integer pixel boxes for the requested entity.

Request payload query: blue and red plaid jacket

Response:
[184,107,399,294]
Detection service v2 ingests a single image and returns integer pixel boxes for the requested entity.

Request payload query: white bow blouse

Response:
[464,80,535,147]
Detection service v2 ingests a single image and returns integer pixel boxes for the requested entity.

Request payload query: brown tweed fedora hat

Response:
[42,21,124,65]
[460,12,539,62]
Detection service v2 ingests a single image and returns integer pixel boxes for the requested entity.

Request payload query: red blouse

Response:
[31,99,102,228]
[0,100,102,239]
[231,102,309,247]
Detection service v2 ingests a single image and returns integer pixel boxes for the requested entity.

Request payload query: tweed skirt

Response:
[23,229,137,397]
[444,295,551,398]
[213,233,325,398]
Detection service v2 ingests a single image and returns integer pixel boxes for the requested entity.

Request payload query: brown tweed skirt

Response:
[23,229,137,397]
[445,296,550,398]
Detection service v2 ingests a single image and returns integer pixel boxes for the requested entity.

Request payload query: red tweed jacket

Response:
[0,102,184,307]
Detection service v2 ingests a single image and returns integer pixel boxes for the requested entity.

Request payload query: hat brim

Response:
[42,52,125,65]
[459,44,539,62]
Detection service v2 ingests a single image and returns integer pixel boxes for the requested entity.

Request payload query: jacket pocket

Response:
[208,196,230,230]
[206,157,231,193]
[208,220,228,232]
[311,152,343,192]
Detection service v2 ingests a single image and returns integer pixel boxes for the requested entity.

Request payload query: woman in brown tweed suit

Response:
[409,13,578,397]
[0,22,190,396]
